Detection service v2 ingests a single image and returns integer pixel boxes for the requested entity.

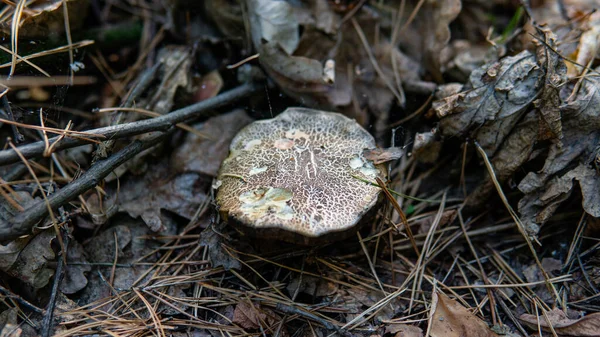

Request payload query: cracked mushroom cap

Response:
[215,108,386,244]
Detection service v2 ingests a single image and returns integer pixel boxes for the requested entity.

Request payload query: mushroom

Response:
[215,107,387,244]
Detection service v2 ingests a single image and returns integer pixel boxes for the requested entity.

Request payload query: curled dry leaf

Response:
[412,131,442,164]
[526,0,600,78]
[149,46,194,114]
[517,73,600,234]
[433,26,599,236]
[430,291,499,337]
[2,0,90,38]
[243,0,424,136]
[432,50,542,156]
[533,27,567,141]
[394,0,462,82]
[362,147,404,164]
[520,309,600,337]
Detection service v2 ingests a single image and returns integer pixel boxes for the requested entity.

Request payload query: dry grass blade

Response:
[0,76,97,87]
[9,0,26,77]
[351,18,405,105]
[7,141,66,263]
[474,141,562,305]
[0,117,104,143]
[376,176,419,256]
[0,40,95,70]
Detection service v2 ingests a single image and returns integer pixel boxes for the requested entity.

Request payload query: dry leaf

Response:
[233,301,281,330]
[363,147,404,164]
[7,229,55,289]
[149,46,194,114]
[2,0,90,38]
[532,27,567,141]
[171,109,254,176]
[520,309,600,337]
[526,0,600,78]
[287,275,338,297]
[243,0,424,137]
[517,72,600,235]
[118,169,208,232]
[412,131,442,164]
[433,50,543,156]
[60,240,90,295]
[385,323,423,337]
[430,291,499,337]
[199,222,241,271]
[194,70,224,102]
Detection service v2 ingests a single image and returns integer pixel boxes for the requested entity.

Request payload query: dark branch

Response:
[0,131,168,241]
[0,82,260,166]
[41,228,69,337]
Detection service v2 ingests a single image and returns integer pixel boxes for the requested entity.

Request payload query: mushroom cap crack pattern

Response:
[216,108,386,239]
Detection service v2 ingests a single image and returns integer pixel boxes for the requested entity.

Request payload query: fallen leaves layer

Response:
[520,309,600,337]
[430,291,499,337]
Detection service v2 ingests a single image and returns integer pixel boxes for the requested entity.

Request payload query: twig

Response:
[0,284,45,314]
[93,62,161,160]
[0,82,260,166]
[0,131,168,241]
[275,303,352,337]
[41,227,69,337]
[1,95,23,142]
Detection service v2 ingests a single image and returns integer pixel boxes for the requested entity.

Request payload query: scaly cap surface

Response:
[216,108,385,239]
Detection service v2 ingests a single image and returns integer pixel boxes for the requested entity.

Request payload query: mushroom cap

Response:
[215,108,386,242]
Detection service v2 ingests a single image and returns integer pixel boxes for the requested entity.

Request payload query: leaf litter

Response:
[0,0,598,336]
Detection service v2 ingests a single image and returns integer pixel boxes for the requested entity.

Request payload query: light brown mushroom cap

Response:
[215,108,386,240]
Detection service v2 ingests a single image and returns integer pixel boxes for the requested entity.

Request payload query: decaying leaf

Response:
[7,229,55,289]
[171,109,254,176]
[394,0,462,82]
[0,190,36,223]
[149,46,194,114]
[430,291,499,337]
[233,301,281,330]
[533,27,567,141]
[287,275,338,297]
[517,73,600,234]
[118,171,208,232]
[199,222,241,271]
[60,240,90,295]
[433,50,543,156]
[243,0,427,137]
[363,147,404,164]
[412,131,442,164]
[385,323,423,337]
[2,0,90,38]
[520,309,600,337]
[78,219,163,305]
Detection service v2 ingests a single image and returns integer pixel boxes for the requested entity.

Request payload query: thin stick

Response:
[0,82,260,166]
[376,177,419,256]
[41,228,69,337]
[0,132,168,240]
